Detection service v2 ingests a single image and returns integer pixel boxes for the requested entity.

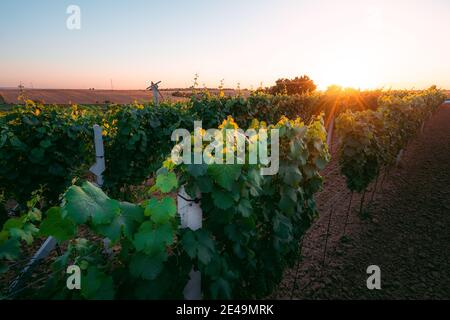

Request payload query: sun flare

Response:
[312,40,383,91]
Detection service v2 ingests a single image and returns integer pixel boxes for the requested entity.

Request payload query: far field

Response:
[0,88,248,108]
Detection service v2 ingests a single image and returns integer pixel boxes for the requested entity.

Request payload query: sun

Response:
[316,50,382,90]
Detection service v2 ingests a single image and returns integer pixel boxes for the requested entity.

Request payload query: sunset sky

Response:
[1,0,449,90]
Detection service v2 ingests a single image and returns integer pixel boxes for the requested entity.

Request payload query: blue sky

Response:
[1,0,450,89]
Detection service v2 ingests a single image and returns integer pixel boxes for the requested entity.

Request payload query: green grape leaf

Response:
[4,217,36,245]
[237,198,253,218]
[302,165,316,179]
[315,156,328,170]
[186,163,208,177]
[0,231,8,245]
[196,176,213,193]
[133,222,174,255]
[29,148,45,163]
[210,278,232,300]
[246,168,264,196]
[207,164,241,191]
[27,208,42,222]
[181,229,215,265]
[52,249,71,271]
[3,218,24,231]
[273,213,293,242]
[0,238,20,260]
[120,202,145,223]
[80,267,115,300]
[62,182,119,225]
[130,251,167,280]
[39,139,52,149]
[9,136,27,151]
[144,197,176,224]
[282,165,303,187]
[8,228,34,245]
[211,189,234,210]
[278,194,296,216]
[155,172,178,193]
[95,216,122,243]
[96,202,144,242]
[40,207,76,242]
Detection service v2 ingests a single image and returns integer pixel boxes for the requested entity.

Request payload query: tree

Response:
[269,75,317,95]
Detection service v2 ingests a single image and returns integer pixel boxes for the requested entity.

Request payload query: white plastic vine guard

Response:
[89,124,105,187]
[178,186,202,231]
[178,186,202,300]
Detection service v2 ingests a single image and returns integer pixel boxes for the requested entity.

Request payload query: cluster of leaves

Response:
[0,101,99,207]
[1,114,329,299]
[99,89,376,199]
[89,93,324,198]
[1,175,190,300]
[172,115,330,298]
[335,87,446,192]
[0,88,382,212]
[189,92,322,129]
[0,188,44,275]
[101,102,194,197]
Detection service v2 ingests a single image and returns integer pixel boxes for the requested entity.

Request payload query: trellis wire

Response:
[322,208,334,267]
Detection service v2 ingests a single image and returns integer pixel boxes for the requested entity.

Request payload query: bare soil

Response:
[273,104,450,299]
[0,88,248,105]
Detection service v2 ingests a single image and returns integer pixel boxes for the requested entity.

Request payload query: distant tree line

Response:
[265,75,317,95]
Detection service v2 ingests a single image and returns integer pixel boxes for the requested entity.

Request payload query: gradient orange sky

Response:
[1,0,449,90]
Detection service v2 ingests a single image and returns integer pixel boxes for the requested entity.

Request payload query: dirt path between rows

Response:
[272,104,450,299]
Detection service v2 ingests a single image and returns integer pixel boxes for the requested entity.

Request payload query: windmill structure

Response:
[146,81,163,106]
[18,81,26,102]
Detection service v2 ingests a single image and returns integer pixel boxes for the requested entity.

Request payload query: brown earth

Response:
[0,89,183,105]
[273,104,450,299]
[0,88,247,105]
